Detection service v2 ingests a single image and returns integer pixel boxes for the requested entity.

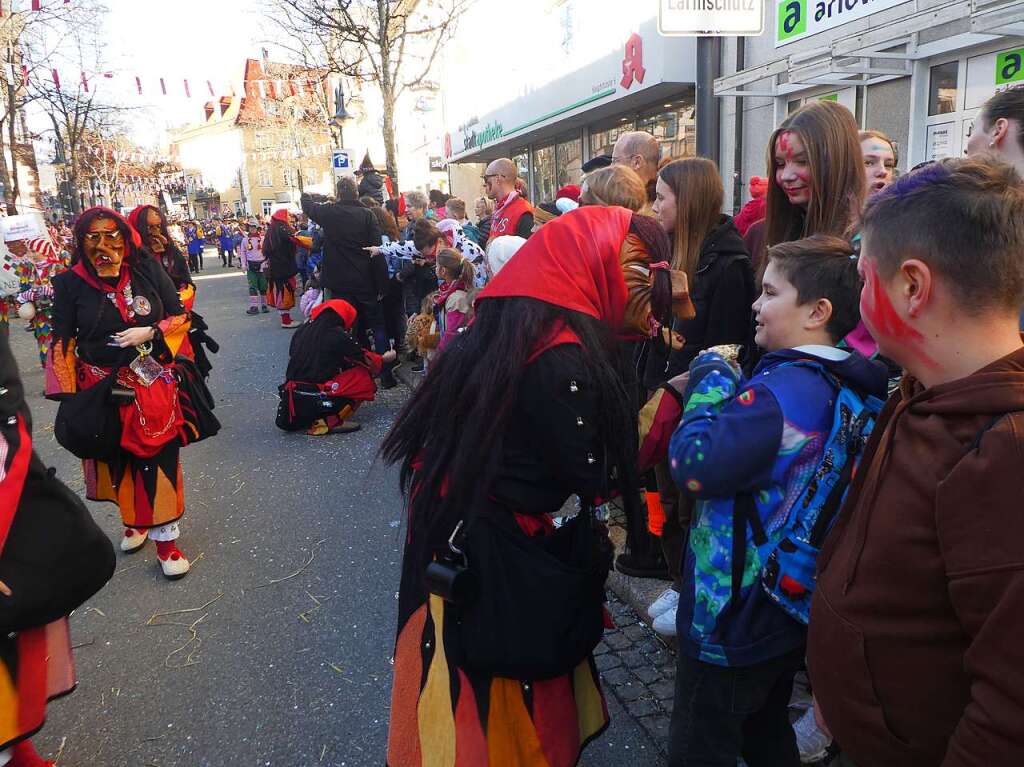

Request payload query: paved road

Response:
[11,257,666,766]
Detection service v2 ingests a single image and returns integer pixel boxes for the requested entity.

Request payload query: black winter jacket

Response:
[301,194,383,301]
[643,215,755,390]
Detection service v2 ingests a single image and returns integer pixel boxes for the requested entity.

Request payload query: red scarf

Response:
[433,278,465,308]
[72,260,134,322]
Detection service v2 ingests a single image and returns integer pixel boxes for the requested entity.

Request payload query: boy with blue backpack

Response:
[666,234,888,767]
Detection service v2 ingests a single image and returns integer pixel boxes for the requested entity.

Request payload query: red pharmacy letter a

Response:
[621,33,646,89]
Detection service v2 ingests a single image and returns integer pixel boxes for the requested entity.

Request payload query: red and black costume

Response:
[45,208,194,577]
[386,207,652,766]
[276,299,384,434]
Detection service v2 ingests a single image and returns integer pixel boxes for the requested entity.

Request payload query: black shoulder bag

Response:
[427,498,613,681]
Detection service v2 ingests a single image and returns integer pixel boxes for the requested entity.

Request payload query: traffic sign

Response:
[332,149,354,176]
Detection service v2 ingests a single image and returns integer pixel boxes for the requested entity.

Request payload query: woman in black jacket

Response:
[643,158,755,636]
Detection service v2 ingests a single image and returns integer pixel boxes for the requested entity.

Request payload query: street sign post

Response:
[332,149,354,177]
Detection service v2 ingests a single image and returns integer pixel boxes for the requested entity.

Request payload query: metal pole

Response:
[732,37,746,215]
[696,36,722,165]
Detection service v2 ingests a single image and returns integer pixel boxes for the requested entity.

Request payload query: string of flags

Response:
[95,142,336,166]
[0,0,71,16]
[35,66,328,101]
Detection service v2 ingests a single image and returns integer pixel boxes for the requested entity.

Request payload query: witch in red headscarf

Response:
[45,207,195,580]
[381,205,689,766]
[277,299,396,435]
[263,209,306,328]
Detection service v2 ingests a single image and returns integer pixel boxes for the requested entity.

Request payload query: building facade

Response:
[440,0,699,205]
[716,0,1024,212]
[170,59,335,220]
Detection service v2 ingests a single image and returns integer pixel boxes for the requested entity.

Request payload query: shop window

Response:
[511,148,529,190]
[533,143,557,204]
[555,133,582,187]
[589,115,636,159]
[928,61,959,116]
[637,95,697,161]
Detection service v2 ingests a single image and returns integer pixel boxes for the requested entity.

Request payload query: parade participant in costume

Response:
[128,205,219,382]
[185,224,204,273]
[8,225,69,369]
[276,299,396,436]
[263,209,305,329]
[46,207,194,580]
[0,332,115,767]
[238,223,268,314]
[383,206,687,767]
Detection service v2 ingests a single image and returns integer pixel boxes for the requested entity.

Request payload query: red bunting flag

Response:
[207,80,215,97]
[32,0,41,9]
[51,68,60,90]
[288,80,296,97]
[80,71,88,91]
[20,64,28,83]
[184,79,190,98]
[135,76,142,94]
[160,77,166,95]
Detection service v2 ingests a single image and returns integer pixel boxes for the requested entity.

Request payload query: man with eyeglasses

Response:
[611,131,661,206]
[482,158,534,243]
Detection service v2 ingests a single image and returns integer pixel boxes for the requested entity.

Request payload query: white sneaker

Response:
[652,605,677,636]
[647,587,680,620]
[120,528,148,554]
[794,705,832,764]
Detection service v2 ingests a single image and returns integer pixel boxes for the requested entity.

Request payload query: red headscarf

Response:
[70,206,145,322]
[477,205,631,331]
[311,298,357,329]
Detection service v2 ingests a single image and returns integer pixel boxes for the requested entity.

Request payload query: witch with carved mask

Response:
[46,208,195,580]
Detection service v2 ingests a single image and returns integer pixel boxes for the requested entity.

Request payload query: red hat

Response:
[311,298,357,329]
[478,206,631,331]
[271,208,291,224]
[749,176,768,199]
[555,185,581,203]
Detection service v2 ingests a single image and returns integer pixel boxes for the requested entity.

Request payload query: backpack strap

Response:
[731,493,767,608]
[808,409,871,548]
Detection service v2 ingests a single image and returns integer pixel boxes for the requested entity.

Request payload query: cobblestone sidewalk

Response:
[598,592,676,757]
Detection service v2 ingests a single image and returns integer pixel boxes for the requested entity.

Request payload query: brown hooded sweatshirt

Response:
[808,346,1024,767]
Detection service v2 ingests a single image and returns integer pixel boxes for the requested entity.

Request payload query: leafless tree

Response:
[0,0,101,213]
[269,0,467,190]
[30,13,120,215]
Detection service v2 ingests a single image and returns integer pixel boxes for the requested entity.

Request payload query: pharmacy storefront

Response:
[716,0,1024,199]
[443,18,697,205]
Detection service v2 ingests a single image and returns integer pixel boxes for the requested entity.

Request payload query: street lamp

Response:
[330,79,352,149]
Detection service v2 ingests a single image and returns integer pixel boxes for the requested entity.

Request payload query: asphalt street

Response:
[11,255,666,766]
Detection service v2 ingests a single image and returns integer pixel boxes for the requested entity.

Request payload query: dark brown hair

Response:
[862,157,1024,315]
[766,234,862,342]
[412,217,442,252]
[980,85,1024,153]
[657,157,724,286]
[765,101,865,248]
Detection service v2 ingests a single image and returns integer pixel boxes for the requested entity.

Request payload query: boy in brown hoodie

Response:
[808,157,1024,766]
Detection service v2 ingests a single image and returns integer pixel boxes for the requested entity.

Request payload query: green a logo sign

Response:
[778,0,807,42]
[996,49,1024,85]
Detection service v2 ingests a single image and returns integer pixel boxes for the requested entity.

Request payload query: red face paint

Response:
[860,258,939,369]
[775,131,810,207]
